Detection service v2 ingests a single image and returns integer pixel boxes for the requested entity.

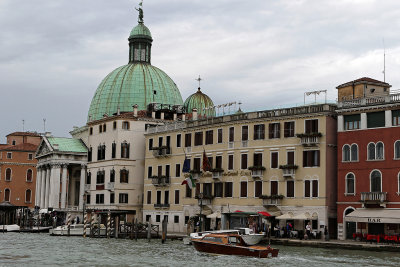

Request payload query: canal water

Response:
[0,233,399,266]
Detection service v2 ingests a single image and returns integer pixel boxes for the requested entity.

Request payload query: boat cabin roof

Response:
[200,233,247,246]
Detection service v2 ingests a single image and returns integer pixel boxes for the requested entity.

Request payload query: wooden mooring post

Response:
[147,218,152,242]
[83,212,87,238]
[67,213,71,237]
[161,219,167,244]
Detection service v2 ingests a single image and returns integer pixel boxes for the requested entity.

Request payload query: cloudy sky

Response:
[1,0,400,142]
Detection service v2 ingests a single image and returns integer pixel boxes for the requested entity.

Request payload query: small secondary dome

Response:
[184,87,215,118]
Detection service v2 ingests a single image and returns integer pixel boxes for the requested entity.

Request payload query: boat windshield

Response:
[228,236,238,244]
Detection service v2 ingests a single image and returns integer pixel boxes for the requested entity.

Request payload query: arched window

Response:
[346,173,355,194]
[120,169,129,183]
[121,142,130,159]
[343,145,350,162]
[368,143,376,160]
[4,189,10,202]
[394,141,400,159]
[376,142,384,160]
[122,121,130,130]
[370,170,382,192]
[25,189,32,203]
[26,169,33,182]
[351,144,358,161]
[5,168,11,181]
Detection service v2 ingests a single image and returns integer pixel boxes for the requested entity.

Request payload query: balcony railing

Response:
[198,198,212,206]
[360,192,387,206]
[152,147,171,158]
[151,176,170,186]
[299,136,320,146]
[262,198,282,206]
[241,140,248,147]
[251,169,264,178]
[228,142,234,149]
[154,203,162,208]
[105,182,115,191]
[212,171,223,179]
[84,184,90,192]
[161,203,170,208]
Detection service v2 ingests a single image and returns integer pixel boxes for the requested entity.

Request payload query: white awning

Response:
[207,211,221,219]
[293,212,311,220]
[276,212,294,220]
[345,209,400,224]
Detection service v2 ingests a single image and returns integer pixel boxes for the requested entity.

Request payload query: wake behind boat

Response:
[0,224,20,232]
[191,233,279,258]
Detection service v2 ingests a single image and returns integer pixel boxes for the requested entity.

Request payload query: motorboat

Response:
[187,228,264,245]
[49,224,106,236]
[236,227,265,245]
[0,224,20,232]
[192,233,279,258]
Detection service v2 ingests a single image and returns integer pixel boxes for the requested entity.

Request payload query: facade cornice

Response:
[0,162,37,167]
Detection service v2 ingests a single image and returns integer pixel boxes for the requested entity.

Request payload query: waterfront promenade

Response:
[270,237,400,252]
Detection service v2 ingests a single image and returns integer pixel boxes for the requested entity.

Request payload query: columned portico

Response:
[35,167,42,207]
[79,164,86,210]
[45,166,51,209]
[49,164,61,209]
[60,164,68,209]
[40,167,47,208]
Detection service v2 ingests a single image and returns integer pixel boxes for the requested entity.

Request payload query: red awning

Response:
[234,210,243,213]
[258,211,271,217]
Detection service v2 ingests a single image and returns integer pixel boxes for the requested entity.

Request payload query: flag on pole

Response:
[202,149,211,171]
[181,175,195,189]
[182,156,190,173]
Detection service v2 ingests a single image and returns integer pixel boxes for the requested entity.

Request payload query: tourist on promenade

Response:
[306,222,312,239]
[324,226,330,241]
[274,224,280,238]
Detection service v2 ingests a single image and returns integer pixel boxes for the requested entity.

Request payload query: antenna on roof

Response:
[22,119,25,132]
[383,38,386,82]
[43,118,46,132]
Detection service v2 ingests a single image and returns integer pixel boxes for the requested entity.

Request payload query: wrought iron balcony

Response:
[154,203,162,208]
[360,192,387,207]
[279,165,298,177]
[161,203,170,208]
[151,176,170,186]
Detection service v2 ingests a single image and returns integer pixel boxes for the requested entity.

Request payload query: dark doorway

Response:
[346,221,356,239]
[368,223,384,235]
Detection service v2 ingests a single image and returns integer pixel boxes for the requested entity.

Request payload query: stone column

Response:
[60,164,68,209]
[385,110,392,127]
[79,164,87,211]
[50,164,61,209]
[337,115,343,132]
[35,166,41,207]
[360,112,367,129]
[45,166,51,209]
[40,167,46,208]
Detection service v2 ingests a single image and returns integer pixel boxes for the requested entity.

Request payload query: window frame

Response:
[345,172,356,195]
[370,169,382,192]
[26,169,33,182]
[395,140,400,159]
[286,180,294,198]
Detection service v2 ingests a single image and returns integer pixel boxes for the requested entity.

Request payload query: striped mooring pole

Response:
[67,213,71,236]
[83,212,88,238]
[90,212,94,238]
[107,211,111,239]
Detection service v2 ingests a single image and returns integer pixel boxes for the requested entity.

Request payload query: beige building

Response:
[143,104,338,235]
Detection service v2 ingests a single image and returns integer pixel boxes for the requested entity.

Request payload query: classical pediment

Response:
[36,139,52,158]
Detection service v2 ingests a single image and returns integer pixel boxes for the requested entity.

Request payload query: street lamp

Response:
[198,193,203,232]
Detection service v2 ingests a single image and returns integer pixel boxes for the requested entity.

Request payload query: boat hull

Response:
[192,240,279,258]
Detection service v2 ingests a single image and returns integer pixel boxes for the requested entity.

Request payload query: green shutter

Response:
[367,111,385,128]
[344,114,360,123]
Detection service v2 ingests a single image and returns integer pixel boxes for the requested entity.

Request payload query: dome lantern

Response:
[184,78,215,118]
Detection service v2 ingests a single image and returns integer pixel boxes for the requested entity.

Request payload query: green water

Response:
[0,233,398,266]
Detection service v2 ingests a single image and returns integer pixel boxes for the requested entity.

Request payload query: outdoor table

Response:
[384,235,398,243]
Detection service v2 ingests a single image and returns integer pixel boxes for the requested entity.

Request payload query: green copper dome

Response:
[87,18,183,122]
[88,64,183,122]
[184,88,215,118]
[130,23,152,40]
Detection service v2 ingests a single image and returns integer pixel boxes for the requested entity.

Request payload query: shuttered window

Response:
[287,180,294,197]
[367,111,385,128]
[228,155,234,170]
[303,150,320,167]
[270,181,278,195]
[255,180,262,197]
[305,180,310,197]
[224,182,233,197]
[344,114,360,130]
[240,181,247,197]
[253,153,263,166]
[185,133,192,147]
[242,126,248,141]
[268,123,280,139]
[254,124,265,140]
[284,121,295,137]
[195,132,203,146]
[229,127,235,142]
[305,119,318,133]
[241,154,248,169]
[271,152,278,168]
[214,182,223,197]
[287,151,294,165]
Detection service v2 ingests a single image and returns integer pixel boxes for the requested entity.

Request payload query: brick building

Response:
[0,132,41,208]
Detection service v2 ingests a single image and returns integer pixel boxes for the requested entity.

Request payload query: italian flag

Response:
[181,175,195,189]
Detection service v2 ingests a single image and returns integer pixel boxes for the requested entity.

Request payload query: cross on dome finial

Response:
[196,75,202,90]
[135,1,144,23]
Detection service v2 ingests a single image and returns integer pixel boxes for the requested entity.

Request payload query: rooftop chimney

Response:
[133,104,138,117]
[192,108,198,121]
